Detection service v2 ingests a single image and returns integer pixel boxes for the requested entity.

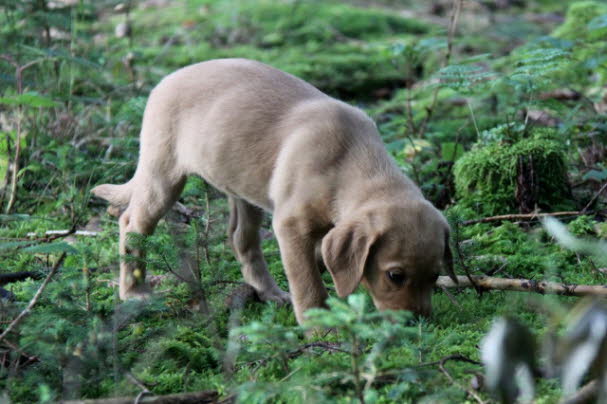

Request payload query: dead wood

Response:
[26,230,98,238]
[462,211,585,226]
[60,390,221,404]
[0,253,66,343]
[0,271,40,285]
[438,275,607,297]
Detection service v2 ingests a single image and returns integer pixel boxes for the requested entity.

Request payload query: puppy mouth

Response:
[372,299,431,317]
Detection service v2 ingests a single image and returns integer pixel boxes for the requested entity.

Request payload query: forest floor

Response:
[1,0,606,403]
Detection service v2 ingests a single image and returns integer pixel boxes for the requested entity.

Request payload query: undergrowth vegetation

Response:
[1,0,606,403]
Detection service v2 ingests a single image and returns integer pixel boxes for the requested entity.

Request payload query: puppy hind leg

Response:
[227,196,238,250]
[118,175,186,300]
[228,198,290,305]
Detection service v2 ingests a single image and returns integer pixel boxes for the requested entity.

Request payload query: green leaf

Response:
[435,63,496,94]
[22,45,102,69]
[0,213,30,223]
[22,242,78,255]
[582,169,607,182]
[0,91,57,107]
[588,14,607,30]
[441,142,465,162]
[0,240,34,251]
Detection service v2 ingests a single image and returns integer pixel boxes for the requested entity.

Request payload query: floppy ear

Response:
[321,221,376,298]
[444,231,458,284]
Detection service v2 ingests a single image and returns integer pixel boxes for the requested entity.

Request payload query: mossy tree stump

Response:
[453,128,572,216]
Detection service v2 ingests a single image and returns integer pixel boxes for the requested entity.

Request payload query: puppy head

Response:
[321,200,455,317]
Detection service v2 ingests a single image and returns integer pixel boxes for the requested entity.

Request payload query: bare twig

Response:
[462,211,586,226]
[417,0,462,137]
[1,339,38,369]
[453,220,482,296]
[438,275,607,297]
[582,182,607,213]
[126,371,151,404]
[438,354,486,404]
[60,390,220,404]
[0,55,52,213]
[373,354,482,388]
[419,353,482,369]
[439,285,462,309]
[0,252,66,343]
[244,341,347,370]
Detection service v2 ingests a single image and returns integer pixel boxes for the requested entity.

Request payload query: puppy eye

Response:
[387,270,406,285]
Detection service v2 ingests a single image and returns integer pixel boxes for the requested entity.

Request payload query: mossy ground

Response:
[1,1,606,403]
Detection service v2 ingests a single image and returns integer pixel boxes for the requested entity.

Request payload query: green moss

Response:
[119,0,438,98]
[552,1,607,42]
[211,0,432,45]
[453,128,571,216]
[551,1,607,84]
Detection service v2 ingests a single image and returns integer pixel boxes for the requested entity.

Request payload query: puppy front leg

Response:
[273,215,328,324]
[117,176,185,300]
[228,197,290,304]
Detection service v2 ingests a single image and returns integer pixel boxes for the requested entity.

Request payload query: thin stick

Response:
[582,182,607,213]
[439,285,462,308]
[60,390,220,404]
[0,252,66,343]
[439,355,486,404]
[417,0,462,137]
[438,275,607,297]
[462,211,585,226]
[453,220,482,295]
[0,55,51,213]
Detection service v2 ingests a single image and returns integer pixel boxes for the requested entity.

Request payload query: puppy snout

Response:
[411,299,432,318]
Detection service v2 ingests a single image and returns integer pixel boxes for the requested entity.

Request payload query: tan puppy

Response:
[92,58,456,324]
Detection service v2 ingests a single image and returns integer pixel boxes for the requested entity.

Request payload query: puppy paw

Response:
[258,288,291,306]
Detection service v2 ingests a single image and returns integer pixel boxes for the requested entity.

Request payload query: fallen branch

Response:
[26,230,98,238]
[0,271,40,285]
[0,253,66,343]
[438,275,607,297]
[6,226,78,245]
[60,390,220,404]
[462,211,585,226]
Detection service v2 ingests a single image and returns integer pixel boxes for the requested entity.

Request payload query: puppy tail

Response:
[91,182,133,214]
